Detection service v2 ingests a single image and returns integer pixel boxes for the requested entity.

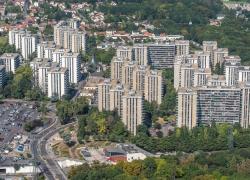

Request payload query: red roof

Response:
[107,155,126,162]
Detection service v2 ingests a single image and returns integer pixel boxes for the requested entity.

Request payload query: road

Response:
[72,79,86,101]
[30,105,75,180]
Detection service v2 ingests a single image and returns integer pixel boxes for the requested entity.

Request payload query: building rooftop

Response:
[48,67,68,73]
[215,48,228,52]
[203,41,217,45]
[194,68,211,74]
[194,51,210,56]
[175,40,189,45]
[239,66,250,71]
[224,55,241,62]
[0,53,20,58]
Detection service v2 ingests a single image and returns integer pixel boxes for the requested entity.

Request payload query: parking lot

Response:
[0,101,41,151]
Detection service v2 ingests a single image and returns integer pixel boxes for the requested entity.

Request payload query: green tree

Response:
[11,66,33,99]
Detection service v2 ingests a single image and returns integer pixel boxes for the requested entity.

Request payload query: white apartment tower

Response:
[180,64,195,88]
[193,68,211,87]
[133,44,148,65]
[144,70,163,105]
[9,29,21,46]
[54,21,86,53]
[71,31,86,53]
[61,52,80,84]
[38,61,58,93]
[175,40,190,56]
[110,82,124,116]
[213,48,228,67]
[203,41,218,53]
[240,83,250,128]
[177,88,197,129]
[116,46,133,61]
[37,41,56,59]
[122,60,137,88]
[52,48,67,64]
[97,79,111,112]
[195,51,210,69]
[225,62,240,86]
[174,56,183,90]
[203,41,217,64]
[132,65,149,93]
[122,90,143,135]
[111,57,124,81]
[47,67,69,99]
[21,34,37,60]
[224,55,241,64]
[239,66,250,83]
[207,75,226,87]
[30,58,50,86]
[0,53,20,74]
[37,41,48,59]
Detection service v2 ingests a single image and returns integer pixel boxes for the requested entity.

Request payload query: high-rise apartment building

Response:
[225,62,240,86]
[197,86,241,125]
[37,41,56,59]
[111,57,124,81]
[38,61,59,93]
[37,41,47,59]
[186,54,198,64]
[63,27,75,50]
[121,60,137,88]
[30,58,50,86]
[52,48,67,64]
[240,83,250,128]
[0,53,20,74]
[133,44,148,65]
[238,66,250,83]
[110,82,124,116]
[8,29,20,46]
[122,90,143,135]
[116,46,133,61]
[195,51,210,69]
[203,41,218,52]
[97,79,111,112]
[61,52,80,84]
[177,88,197,129]
[148,43,175,69]
[132,65,149,93]
[175,40,189,56]
[144,70,163,105]
[178,86,241,128]
[54,21,86,53]
[9,29,26,50]
[224,55,241,64]
[71,31,86,53]
[207,75,226,87]
[213,48,228,67]
[174,56,183,90]
[54,21,67,46]
[180,64,195,88]
[21,34,37,60]
[0,65,6,88]
[47,67,69,99]
[193,68,211,87]
[203,41,217,64]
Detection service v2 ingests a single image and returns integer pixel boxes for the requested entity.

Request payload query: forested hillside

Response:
[97,0,250,64]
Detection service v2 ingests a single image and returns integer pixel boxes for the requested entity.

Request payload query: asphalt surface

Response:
[30,116,76,180]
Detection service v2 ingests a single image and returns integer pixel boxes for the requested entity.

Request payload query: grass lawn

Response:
[0,36,7,47]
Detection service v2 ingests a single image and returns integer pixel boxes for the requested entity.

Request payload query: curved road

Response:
[30,117,76,180]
